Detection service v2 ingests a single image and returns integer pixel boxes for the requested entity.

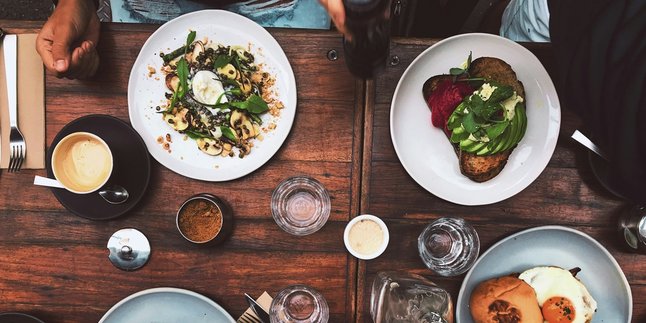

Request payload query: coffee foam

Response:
[53,133,112,193]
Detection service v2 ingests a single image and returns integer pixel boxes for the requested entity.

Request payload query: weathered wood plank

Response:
[0,21,360,322]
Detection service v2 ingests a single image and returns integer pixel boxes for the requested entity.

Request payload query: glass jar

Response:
[370,271,453,323]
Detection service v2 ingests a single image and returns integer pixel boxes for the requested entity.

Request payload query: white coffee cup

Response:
[51,132,113,194]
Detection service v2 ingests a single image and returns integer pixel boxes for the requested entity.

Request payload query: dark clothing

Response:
[550,0,646,203]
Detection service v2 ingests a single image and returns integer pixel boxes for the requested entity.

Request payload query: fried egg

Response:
[519,267,597,323]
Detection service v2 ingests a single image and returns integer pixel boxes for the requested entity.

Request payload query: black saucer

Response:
[588,151,626,200]
[46,115,151,220]
[0,313,44,323]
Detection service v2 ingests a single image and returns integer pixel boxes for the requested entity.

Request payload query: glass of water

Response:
[270,284,329,323]
[271,176,331,236]
[418,217,480,276]
[370,271,453,323]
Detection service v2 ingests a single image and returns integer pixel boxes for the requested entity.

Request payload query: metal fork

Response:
[3,34,26,172]
[238,311,261,323]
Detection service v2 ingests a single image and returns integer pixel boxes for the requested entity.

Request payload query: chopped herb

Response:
[213,55,232,69]
[229,94,269,114]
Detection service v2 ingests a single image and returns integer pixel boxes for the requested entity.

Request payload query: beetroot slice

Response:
[426,80,473,134]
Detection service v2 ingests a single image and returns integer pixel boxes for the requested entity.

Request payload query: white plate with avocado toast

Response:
[390,33,560,205]
[128,10,296,181]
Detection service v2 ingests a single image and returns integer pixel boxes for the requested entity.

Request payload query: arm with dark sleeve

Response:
[550,0,646,204]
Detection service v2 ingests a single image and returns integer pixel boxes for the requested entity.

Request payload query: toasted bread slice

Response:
[469,57,525,98]
[459,149,513,182]
[423,57,525,182]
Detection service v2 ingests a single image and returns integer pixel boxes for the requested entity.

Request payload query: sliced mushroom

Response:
[191,41,204,62]
[217,63,237,80]
[240,78,253,95]
[230,110,256,140]
[240,119,255,140]
[165,73,180,92]
[164,108,189,131]
[196,138,223,156]
[230,109,245,129]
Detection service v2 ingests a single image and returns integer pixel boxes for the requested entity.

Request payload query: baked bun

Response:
[469,275,543,323]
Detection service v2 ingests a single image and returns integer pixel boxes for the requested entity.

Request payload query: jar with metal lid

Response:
[618,204,646,253]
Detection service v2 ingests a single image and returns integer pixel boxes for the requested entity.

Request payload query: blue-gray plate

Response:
[100,287,235,323]
[456,226,632,322]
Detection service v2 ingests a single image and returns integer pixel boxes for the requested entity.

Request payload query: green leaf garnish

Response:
[462,113,478,133]
[213,55,232,69]
[185,31,196,54]
[230,94,269,114]
[487,85,514,104]
[220,126,238,142]
[184,129,212,140]
[449,68,465,76]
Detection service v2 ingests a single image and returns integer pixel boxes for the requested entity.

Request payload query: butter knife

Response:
[244,293,270,323]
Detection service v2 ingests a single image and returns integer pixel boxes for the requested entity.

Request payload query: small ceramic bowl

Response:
[176,193,232,245]
[343,214,389,260]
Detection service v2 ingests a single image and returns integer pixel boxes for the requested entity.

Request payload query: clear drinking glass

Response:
[370,271,453,323]
[418,217,480,276]
[269,284,329,323]
[271,176,331,236]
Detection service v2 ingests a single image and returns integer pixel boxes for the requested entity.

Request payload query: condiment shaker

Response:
[342,0,392,79]
[618,204,646,253]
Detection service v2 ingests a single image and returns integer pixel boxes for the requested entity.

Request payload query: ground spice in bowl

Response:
[177,198,223,243]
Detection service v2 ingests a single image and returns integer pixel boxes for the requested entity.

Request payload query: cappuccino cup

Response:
[51,132,113,194]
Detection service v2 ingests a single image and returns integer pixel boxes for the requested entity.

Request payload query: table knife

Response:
[244,293,270,323]
[0,28,7,166]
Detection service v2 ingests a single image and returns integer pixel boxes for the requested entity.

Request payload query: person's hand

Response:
[319,0,347,35]
[36,0,100,79]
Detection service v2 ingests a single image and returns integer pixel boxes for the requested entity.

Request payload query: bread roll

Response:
[469,275,543,323]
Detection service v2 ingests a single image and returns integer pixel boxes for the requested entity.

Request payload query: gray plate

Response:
[100,287,235,323]
[456,226,632,322]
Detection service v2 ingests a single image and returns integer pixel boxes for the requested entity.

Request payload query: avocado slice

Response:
[459,139,475,150]
[499,111,520,153]
[464,141,487,153]
[489,126,511,154]
[512,105,528,147]
[502,104,527,152]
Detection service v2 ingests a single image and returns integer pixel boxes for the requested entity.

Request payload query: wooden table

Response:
[0,21,643,323]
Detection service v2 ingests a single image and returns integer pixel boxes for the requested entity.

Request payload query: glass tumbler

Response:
[271,176,331,236]
[370,271,453,323]
[269,284,329,323]
[417,217,480,276]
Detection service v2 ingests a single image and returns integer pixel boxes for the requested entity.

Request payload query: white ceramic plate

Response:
[456,226,633,322]
[128,10,297,181]
[390,33,560,205]
[100,287,235,323]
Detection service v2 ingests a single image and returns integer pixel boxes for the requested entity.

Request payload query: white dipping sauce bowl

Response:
[344,214,389,260]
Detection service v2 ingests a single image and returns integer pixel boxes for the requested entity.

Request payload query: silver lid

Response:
[107,228,151,271]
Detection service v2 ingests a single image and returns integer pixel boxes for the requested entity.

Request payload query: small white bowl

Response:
[344,214,389,260]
